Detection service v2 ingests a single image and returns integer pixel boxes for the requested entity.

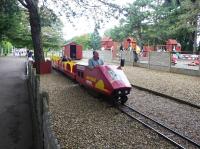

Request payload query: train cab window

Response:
[108,70,120,80]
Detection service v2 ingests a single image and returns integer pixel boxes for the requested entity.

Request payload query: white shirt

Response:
[120,50,125,60]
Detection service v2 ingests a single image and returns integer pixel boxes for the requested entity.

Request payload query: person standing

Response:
[118,43,125,69]
[131,42,138,63]
[27,50,34,62]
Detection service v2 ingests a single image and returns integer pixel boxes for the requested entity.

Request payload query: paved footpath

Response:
[0,57,33,149]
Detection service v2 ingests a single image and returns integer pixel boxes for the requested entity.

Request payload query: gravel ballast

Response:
[40,71,176,148]
[127,88,200,144]
[123,66,200,107]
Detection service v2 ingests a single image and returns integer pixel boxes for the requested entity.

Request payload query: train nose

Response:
[111,88,131,104]
[116,88,131,96]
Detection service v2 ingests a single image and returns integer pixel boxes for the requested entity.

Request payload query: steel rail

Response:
[118,104,200,149]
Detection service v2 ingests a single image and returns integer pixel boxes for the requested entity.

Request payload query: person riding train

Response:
[88,51,104,69]
[62,55,71,62]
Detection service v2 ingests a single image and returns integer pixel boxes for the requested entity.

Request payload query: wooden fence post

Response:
[148,51,150,69]
[169,52,172,71]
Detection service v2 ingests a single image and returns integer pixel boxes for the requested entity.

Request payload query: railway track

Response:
[117,104,200,149]
[131,84,200,109]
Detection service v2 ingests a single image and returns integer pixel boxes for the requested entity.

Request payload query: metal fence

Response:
[83,50,200,76]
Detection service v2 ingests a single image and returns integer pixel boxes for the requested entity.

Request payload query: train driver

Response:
[88,51,104,69]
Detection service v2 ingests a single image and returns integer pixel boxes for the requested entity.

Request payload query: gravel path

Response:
[40,71,176,148]
[123,66,200,107]
[127,88,200,145]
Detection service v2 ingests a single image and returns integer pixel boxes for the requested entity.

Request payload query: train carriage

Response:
[51,55,77,79]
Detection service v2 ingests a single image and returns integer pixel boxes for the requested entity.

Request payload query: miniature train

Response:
[51,56,131,104]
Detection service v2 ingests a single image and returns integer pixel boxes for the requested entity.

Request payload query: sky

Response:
[61,0,132,40]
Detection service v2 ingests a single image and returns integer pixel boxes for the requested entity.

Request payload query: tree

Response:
[104,25,128,42]
[146,0,179,45]
[90,24,101,50]
[0,0,33,54]
[42,26,64,50]
[40,6,65,50]
[0,41,13,55]
[105,0,154,45]
[154,0,200,52]
[125,0,153,45]
[71,34,92,50]
[0,0,22,40]
[174,0,200,53]
[8,11,33,49]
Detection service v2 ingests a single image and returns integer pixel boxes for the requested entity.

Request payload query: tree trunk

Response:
[164,0,172,5]
[187,32,195,53]
[28,4,44,62]
[191,0,198,54]
[137,25,143,47]
[193,30,197,54]
[18,0,44,73]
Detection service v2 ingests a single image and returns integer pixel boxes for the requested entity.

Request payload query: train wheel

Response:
[121,96,128,104]
[111,96,120,106]
[87,89,101,98]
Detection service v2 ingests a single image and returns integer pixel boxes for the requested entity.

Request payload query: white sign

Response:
[77,65,85,71]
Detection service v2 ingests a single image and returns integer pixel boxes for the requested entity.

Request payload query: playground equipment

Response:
[123,37,137,50]
[188,58,200,66]
[143,39,182,55]
[166,39,181,52]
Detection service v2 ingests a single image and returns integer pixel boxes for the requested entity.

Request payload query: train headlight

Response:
[118,91,122,94]
[125,90,128,94]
